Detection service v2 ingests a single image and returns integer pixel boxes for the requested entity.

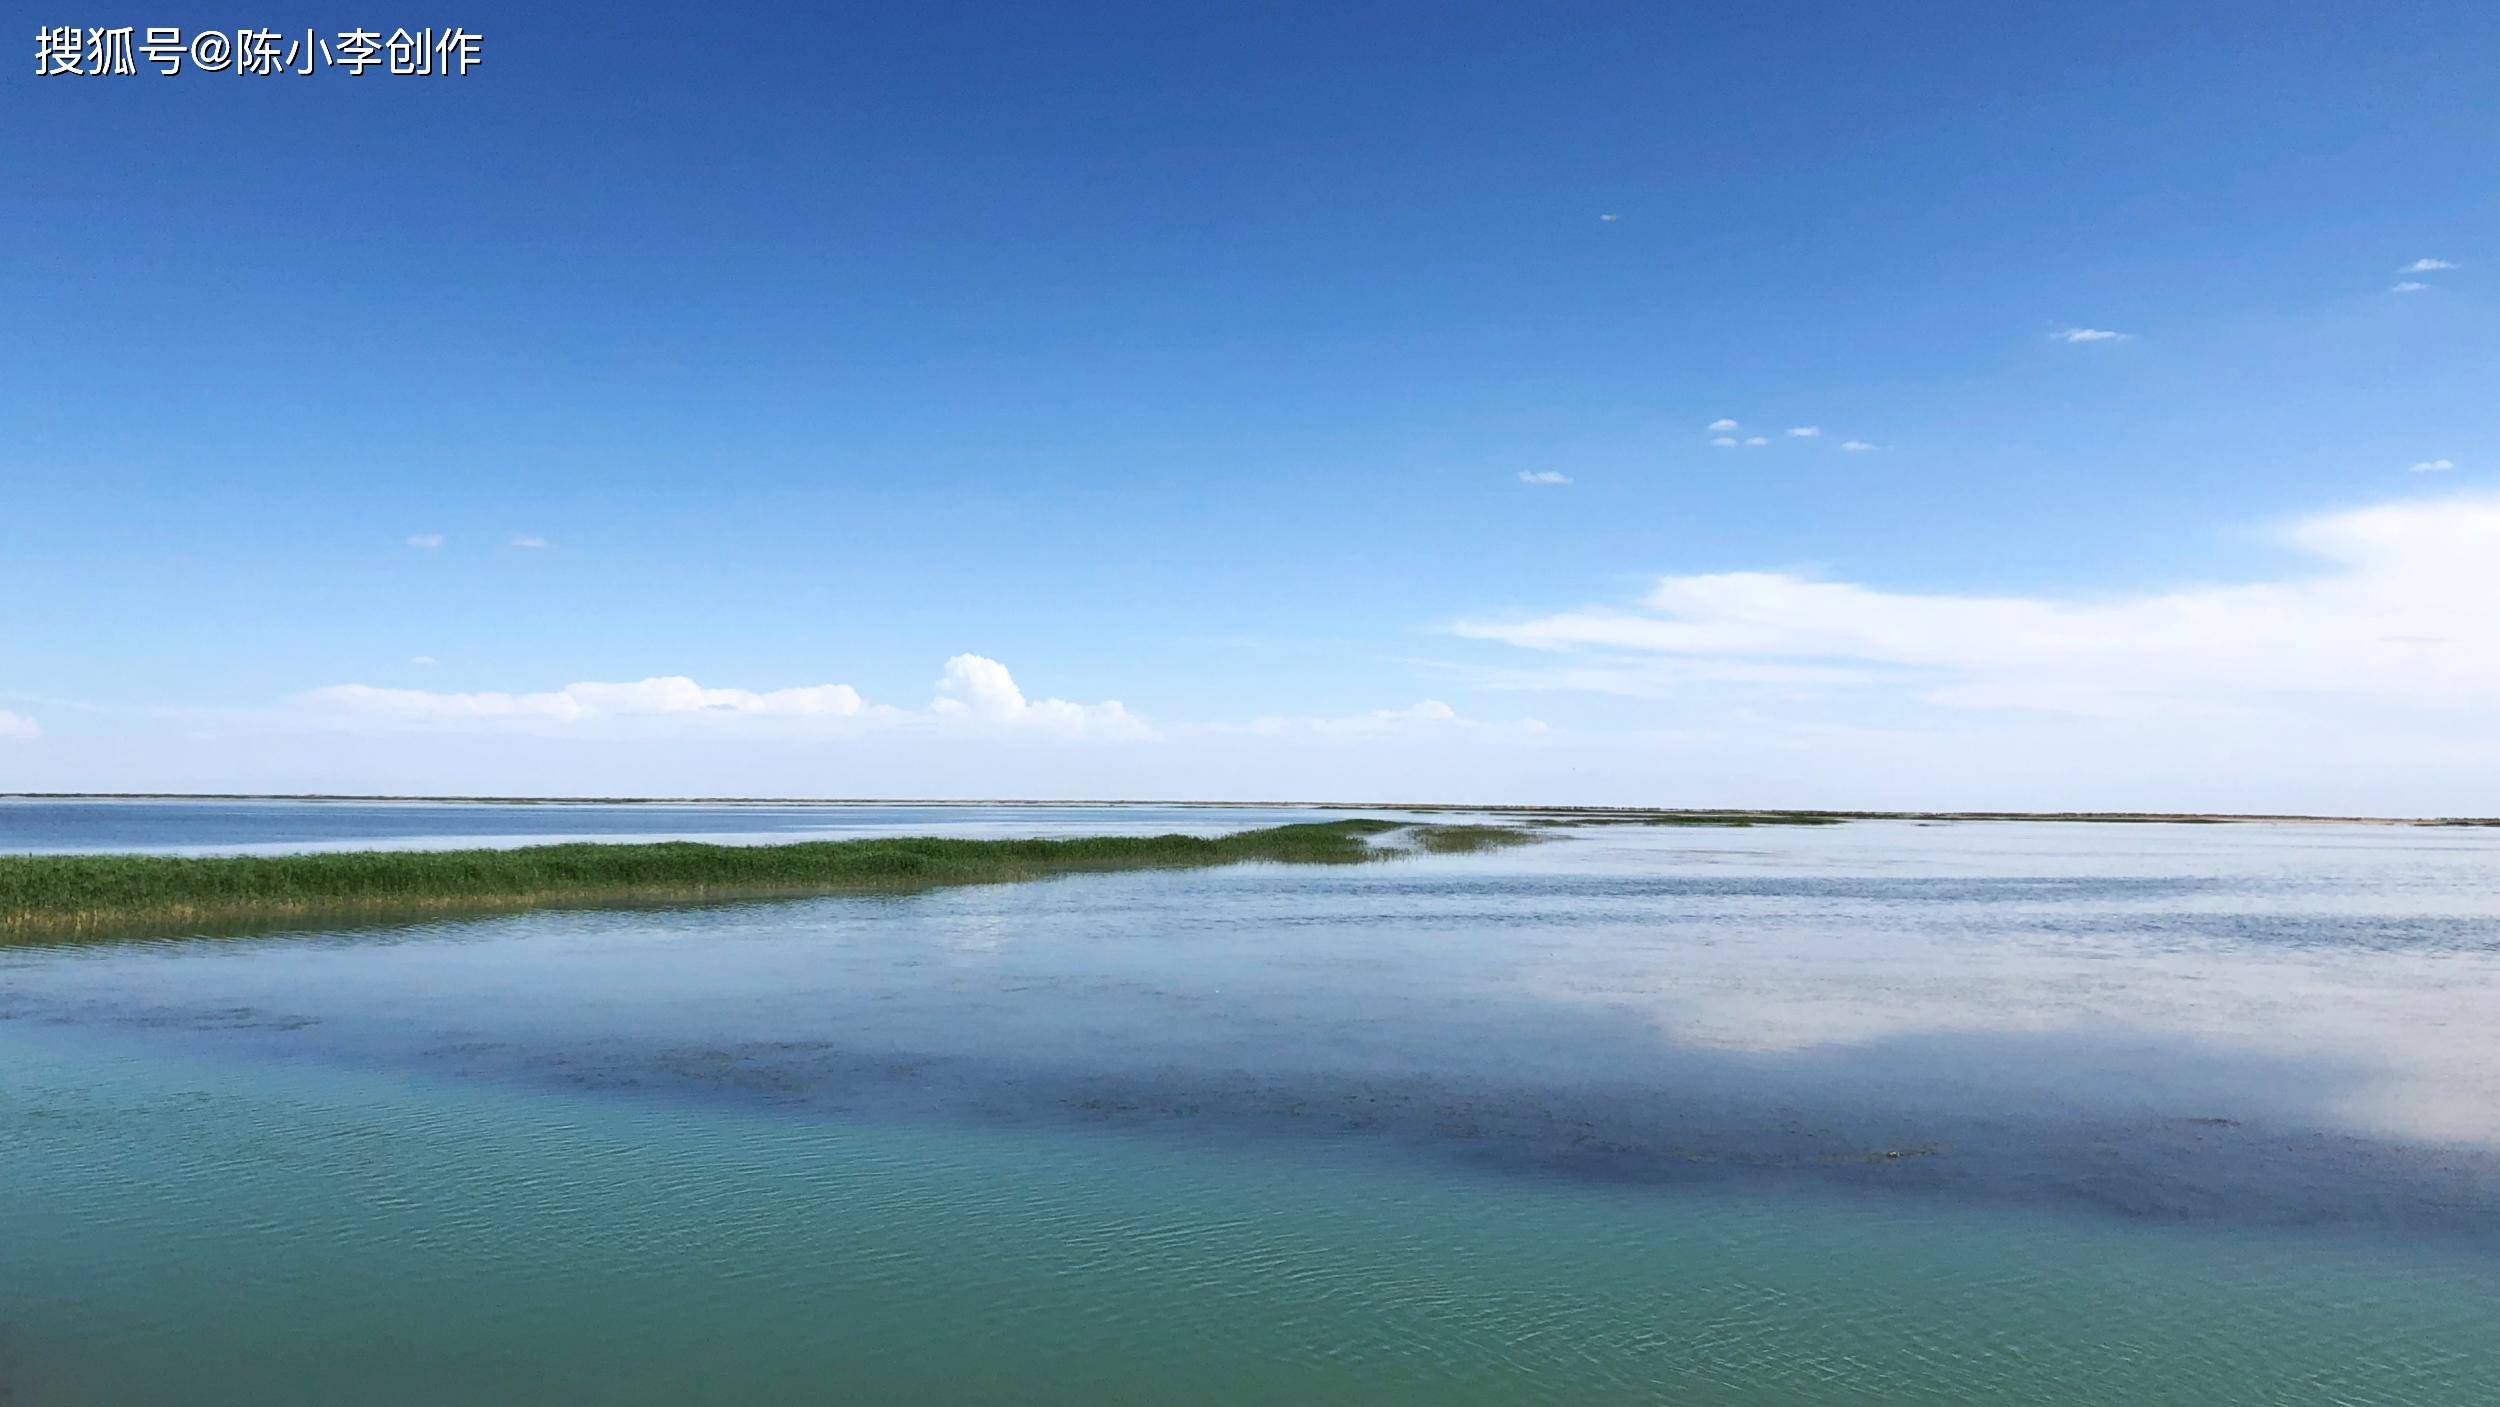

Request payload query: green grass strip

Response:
[0,820,1531,943]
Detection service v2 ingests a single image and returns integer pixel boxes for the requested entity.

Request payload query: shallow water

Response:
[5,804,2499,1402]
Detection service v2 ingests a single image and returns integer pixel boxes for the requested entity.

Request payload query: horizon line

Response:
[3,793,2490,826]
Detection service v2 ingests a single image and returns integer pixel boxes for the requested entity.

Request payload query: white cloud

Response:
[406,533,444,549]
[1518,470,1572,485]
[1238,698,1546,741]
[2401,258,2456,273]
[1710,436,1739,448]
[409,655,439,666]
[930,653,1152,738]
[1743,436,1769,447]
[2410,459,2456,473]
[1452,493,2500,720]
[0,709,39,740]
[1786,426,1821,438]
[304,676,870,724]
[510,535,549,549]
[274,652,1595,779]
[2391,281,2430,294]
[1841,440,1878,452]
[1707,418,1740,432]
[1247,699,1457,738]
[1444,656,1887,697]
[930,654,1024,719]
[2054,327,2131,343]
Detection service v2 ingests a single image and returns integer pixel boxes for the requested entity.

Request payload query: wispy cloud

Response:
[1247,699,1454,739]
[2391,281,2431,294]
[2401,258,2456,273]
[409,655,439,666]
[1786,426,1821,438]
[1743,436,1769,447]
[1451,493,2500,720]
[0,709,39,740]
[406,533,445,549]
[1841,440,1878,452]
[1711,436,1739,449]
[1518,470,1572,486]
[305,676,870,724]
[510,535,549,549]
[1238,698,1547,741]
[1706,418,1740,433]
[2053,327,2131,344]
[2410,458,2456,473]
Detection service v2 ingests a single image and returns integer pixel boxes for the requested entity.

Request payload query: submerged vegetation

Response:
[0,820,1532,943]
[1519,810,1850,828]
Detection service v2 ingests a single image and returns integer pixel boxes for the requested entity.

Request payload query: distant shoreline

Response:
[1,792,2491,826]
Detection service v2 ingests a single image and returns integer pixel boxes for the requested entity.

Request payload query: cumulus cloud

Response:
[1518,470,1572,485]
[1841,440,1878,452]
[302,658,1151,741]
[930,653,1151,737]
[510,535,549,549]
[2391,281,2430,294]
[1451,493,2500,720]
[1786,426,1821,438]
[1707,418,1740,432]
[2053,327,2131,343]
[2401,258,2456,273]
[2410,459,2456,473]
[407,533,444,549]
[0,709,39,740]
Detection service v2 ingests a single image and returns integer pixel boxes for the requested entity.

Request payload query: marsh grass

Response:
[0,820,1532,944]
[1408,824,1549,852]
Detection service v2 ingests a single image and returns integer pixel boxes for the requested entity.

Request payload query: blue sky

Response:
[7,2,2499,809]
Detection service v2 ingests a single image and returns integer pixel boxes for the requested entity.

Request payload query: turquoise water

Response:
[6,805,2499,1402]
[7,1027,2494,1405]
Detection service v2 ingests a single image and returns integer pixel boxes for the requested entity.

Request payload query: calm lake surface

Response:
[5,801,2498,1403]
